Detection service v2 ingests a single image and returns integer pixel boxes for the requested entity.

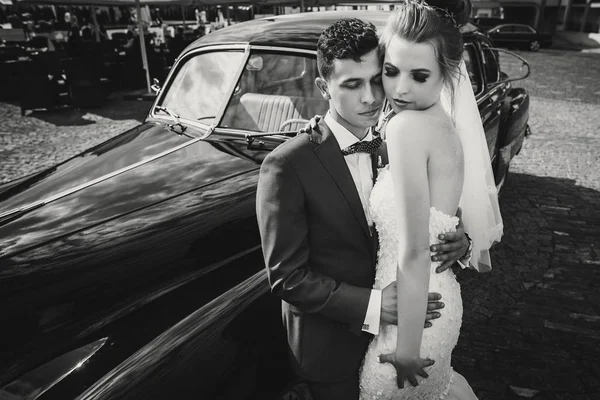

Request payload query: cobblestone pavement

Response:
[0,96,150,183]
[1,49,599,399]
[455,49,600,400]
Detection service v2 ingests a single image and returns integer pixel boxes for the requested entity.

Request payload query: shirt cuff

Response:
[457,257,471,270]
[362,289,382,335]
[457,233,474,269]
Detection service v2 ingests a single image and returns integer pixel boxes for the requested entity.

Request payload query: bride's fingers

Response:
[425,312,441,322]
[397,374,405,389]
[407,375,419,387]
[423,358,435,368]
[416,369,429,379]
[427,292,442,301]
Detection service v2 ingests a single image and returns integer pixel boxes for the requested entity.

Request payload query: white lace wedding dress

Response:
[359,167,478,400]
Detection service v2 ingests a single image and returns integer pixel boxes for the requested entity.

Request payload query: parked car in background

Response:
[0,11,530,400]
[487,23,553,51]
[471,16,505,30]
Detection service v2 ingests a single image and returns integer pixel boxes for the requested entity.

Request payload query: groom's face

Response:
[319,49,384,138]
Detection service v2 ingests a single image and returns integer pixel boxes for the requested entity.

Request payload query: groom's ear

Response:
[315,77,330,100]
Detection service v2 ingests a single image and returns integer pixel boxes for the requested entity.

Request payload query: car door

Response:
[478,42,506,163]
[489,25,514,47]
[513,25,535,46]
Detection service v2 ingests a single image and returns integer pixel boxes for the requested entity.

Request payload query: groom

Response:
[256,18,471,399]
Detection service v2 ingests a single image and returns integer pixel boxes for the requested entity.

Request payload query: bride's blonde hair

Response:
[379,0,472,105]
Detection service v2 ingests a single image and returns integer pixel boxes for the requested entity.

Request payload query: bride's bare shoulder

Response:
[385,108,458,152]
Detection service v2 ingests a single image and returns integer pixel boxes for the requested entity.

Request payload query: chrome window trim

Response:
[150,45,317,135]
[150,44,251,133]
[0,338,108,400]
[464,42,484,97]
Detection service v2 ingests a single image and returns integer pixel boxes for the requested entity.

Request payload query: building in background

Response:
[493,0,599,33]
[472,0,505,17]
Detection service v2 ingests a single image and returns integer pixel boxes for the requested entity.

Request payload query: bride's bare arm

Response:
[378,110,461,388]
[388,112,432,358]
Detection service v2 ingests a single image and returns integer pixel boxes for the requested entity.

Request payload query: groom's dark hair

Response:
[317,18,380,81]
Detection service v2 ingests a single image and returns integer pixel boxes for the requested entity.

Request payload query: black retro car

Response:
[487,23,553,52]
[0,11,530,400]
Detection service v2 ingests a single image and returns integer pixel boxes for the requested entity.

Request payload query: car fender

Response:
[495,87,529,184]
[73,270,292,400]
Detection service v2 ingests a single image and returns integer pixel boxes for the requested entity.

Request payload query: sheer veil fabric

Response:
[378,60,503,272]
[441,60,504,271]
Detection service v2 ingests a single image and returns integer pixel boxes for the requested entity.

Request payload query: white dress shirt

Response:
[324,112,382,336]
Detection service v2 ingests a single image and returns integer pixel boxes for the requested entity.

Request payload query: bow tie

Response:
[341,136,382,156]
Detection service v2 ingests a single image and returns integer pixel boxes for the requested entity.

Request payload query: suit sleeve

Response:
[256,151,371,334]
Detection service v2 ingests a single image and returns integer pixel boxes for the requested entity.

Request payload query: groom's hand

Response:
[431,207,470,273]
[380,281,444,328]
[300,115,323,133]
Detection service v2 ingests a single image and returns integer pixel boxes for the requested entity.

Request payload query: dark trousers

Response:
[308,376,360,400]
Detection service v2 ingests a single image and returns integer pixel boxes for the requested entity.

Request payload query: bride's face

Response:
[382,35,445,113]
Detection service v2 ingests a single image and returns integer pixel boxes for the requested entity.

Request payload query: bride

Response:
[359,0,503,399]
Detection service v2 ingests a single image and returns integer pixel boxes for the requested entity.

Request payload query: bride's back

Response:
[424,103,464,217]
[384,102,464,219]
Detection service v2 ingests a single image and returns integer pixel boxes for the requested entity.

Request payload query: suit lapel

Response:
[370,149,378,186]
[312,120,372,241]
[370,129,388,183]
[370,127,388,264]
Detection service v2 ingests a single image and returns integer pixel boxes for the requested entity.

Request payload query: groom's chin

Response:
[359,114,380,126]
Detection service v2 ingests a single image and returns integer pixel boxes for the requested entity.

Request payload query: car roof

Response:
[490,23,534,29]
[188,10,484,52]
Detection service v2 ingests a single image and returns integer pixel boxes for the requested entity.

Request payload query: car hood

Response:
[0,123,265,260]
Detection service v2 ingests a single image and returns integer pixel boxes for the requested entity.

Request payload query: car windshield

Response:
[220,51,329,133]
[159,50,246,124]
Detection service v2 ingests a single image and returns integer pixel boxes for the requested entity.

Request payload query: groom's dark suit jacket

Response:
[256,119,388,383]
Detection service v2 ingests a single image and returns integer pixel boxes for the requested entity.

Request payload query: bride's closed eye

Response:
[383,66,429,83]
[383,65,398,77]
[412,73,429,83]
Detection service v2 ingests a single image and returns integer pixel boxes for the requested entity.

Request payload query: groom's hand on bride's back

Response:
[380,281,444,328]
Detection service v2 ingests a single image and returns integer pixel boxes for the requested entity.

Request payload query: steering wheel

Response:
[279,118,310,133]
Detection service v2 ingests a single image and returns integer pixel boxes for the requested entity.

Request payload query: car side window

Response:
[481,44,500,84]
[498,26,513,33]
[462,44,482,95]
[160,50,246,123]
[514,26,534,33]
[220,51,329,133]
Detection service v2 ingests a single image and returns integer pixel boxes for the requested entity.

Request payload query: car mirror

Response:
[485,48,531,85]
[151,78,161,94]
[246,55,264,71]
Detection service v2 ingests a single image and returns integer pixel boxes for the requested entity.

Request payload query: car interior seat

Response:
[222,93,328,134]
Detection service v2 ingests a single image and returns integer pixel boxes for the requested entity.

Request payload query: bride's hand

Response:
[378,353,434,388]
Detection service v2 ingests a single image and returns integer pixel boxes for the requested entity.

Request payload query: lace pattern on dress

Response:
[359,167,465,400]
